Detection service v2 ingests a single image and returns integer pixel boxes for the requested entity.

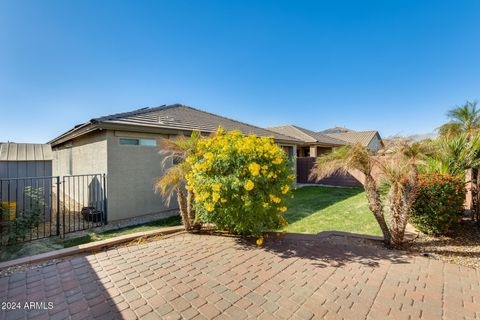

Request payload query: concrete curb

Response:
[267,231,384,242]
[0,225,185,270]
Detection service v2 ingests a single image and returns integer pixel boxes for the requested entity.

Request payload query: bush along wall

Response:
[185,128,295,237]
[410,173,466,235]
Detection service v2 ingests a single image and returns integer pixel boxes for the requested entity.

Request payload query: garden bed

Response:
[407,219,480,268]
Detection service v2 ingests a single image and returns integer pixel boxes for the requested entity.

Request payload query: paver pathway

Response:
[0,232,479,319]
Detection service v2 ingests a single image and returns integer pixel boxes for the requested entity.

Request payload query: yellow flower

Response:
[262,202,269,208]
[288,174,296,180]
[281,185,290,194]
[212,192,220,202]
[204,152,214,161]
[256,237,264,246]
[212,183,222,192]
[248,162,261,176]
[269,194,281,203]
[272,158,283,165]
[278,206,287,212]
[205,202,215,212]
[244,180,255,191]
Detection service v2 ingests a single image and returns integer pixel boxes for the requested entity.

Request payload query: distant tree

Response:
[438,101,480,137]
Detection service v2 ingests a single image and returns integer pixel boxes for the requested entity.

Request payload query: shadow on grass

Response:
[234,232,411,268]
[285,186,363,224]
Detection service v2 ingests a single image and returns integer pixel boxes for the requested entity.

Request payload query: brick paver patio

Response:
[1,232,479,320]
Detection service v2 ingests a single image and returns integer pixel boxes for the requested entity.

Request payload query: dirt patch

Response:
[407,219,480,269]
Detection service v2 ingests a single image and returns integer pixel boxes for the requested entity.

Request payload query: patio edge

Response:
[0,225,185,270]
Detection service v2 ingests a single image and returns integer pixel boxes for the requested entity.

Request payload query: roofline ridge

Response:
[91,104,173,123]
[178,105,298,140]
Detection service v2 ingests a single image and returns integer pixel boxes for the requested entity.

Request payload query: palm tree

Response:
[376,142,428,246]
[310,142,426,247]
[310,144,392,245]
[438,101,480,137]
[155,131,201,230]
[426,133,480,221]
[433,133,480,176]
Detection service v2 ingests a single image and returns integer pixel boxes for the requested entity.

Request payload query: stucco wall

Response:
[106,131,177,221]
[367,135,383,152]
[53,131,108,177]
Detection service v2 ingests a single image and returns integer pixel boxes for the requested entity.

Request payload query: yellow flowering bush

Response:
[185,128,295,237]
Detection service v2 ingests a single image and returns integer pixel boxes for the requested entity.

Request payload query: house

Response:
[0,143,54,222]
[267,125,384,186]
[266,125,348,157]
[0,143,53,179]
[48,104,300,221]
[320,127,384,152]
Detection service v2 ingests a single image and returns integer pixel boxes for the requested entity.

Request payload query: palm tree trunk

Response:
[390,172,418,248]
[186,190,201,230]
[176,187,191,231]
[364,175,392,246]
[388,185,405,248]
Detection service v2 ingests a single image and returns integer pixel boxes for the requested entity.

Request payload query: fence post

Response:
[62,177,66,238]
[103,174,108,225]
[56,176,60,236]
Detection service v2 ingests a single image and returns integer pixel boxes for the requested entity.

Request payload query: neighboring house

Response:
[267,125,348,157]
[267,125,384,186]
[320,127,384,152]
[0,143,53,178]
[0,143,54,218]
[48,104,300,221]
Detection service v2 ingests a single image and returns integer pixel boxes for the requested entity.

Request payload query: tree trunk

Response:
[186,190,201,230]
[176,187,191,231]
[389,172,418,248]
[389,185,406,248]
[364,175,392,246]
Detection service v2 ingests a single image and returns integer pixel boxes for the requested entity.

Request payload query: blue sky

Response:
[1,0,479,143]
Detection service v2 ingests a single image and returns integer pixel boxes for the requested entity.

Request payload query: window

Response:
[119,138,157,146]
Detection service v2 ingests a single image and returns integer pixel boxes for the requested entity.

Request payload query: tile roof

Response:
[324,130,380,147]
[267,125,348,145]
[50,104,301,145]
[0,143,53,161]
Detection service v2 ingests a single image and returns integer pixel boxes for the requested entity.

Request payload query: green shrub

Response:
[1,187,44,245]
[410,173,466,235]
[185,128,295,237]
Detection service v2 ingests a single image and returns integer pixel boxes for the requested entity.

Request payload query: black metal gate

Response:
[0,174,107,246]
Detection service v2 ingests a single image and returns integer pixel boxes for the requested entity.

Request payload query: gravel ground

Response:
[407,219,480,269]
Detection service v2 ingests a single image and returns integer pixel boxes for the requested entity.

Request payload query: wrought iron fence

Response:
[0,174,106,246]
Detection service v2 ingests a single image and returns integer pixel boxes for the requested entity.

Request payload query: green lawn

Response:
[284,186,381,236]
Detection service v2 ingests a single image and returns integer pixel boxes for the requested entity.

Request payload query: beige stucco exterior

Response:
[52,129,296,222]
[52,129,178,221]
[106,130,176,220]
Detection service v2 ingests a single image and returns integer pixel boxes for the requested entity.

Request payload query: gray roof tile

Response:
[267,125,348,145]
[51,104,301,144]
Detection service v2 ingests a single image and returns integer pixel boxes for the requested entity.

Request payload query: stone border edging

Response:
[0,225,185,270]
[267,231,384,242]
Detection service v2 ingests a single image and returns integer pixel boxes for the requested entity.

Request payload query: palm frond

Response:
[154,165,184,206]
[437,122,462,137]
[310,144,372,181]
